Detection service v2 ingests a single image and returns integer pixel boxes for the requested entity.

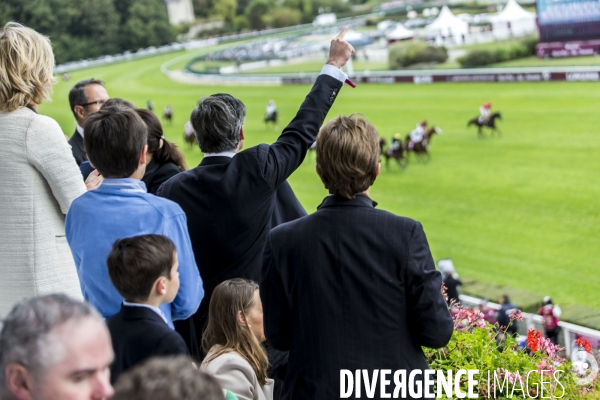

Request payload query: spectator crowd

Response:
[0,20,507,400]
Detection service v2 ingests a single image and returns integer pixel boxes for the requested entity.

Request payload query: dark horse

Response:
[468,112,502,137]
[163,108,173,125]
[264,111,278,130]
[405,126,442,163]
[380,137,407,170]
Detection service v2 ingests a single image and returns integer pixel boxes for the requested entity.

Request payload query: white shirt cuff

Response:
[320,64,348,83]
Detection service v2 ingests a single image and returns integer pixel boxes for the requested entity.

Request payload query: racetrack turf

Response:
[40,49,600,327]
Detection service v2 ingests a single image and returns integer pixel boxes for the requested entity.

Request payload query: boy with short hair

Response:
[105,234,189,384]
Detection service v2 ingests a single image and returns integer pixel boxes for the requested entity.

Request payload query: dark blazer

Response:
[261,194,455,400]
[68,129,87,166]
[142,159,181,195]
[157,74,342,342]
[106,304,189,384]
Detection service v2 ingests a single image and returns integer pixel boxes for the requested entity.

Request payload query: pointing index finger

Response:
[336,26,349,40]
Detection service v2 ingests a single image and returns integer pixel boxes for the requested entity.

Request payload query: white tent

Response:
[425,6,469,44]
[490,0,537,39]
[386,23,416,43]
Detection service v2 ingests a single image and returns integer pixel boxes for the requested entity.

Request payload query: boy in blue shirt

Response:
[66,105,203,331]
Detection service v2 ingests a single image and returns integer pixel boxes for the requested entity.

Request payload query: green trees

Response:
[0,0,175,64]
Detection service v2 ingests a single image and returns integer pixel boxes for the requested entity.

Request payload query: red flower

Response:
[575,337,592,354]
[527,329,543,353]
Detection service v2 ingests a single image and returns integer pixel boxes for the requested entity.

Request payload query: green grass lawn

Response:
[41,49,600,328]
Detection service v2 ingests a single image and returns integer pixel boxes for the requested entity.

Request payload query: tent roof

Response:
[490,0,536,22]
[385,23,415,40]
[425,5,469,33]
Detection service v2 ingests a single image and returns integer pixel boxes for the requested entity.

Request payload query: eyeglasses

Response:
[79,99,107,108]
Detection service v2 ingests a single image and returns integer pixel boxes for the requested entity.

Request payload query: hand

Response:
[326,26,355,69]
[85,169,103,191]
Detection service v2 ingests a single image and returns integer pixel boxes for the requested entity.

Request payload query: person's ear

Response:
[73,105,86,122]
[156,277,168,296]
[239,126,245,141]
[376,162,381,177]
[159,139,164,149]
[236,310,246,327]
[5,364,35,400]
[140,144,148,166]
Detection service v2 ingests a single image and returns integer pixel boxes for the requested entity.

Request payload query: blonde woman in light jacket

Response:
[202,279,274,400]
[0,22,99,317]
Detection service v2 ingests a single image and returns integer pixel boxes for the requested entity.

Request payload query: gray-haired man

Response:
[0,294,114,400]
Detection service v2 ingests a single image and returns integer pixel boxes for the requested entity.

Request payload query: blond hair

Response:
[202,279,269,386]
[316,114,380,199]
[0,22,56,111]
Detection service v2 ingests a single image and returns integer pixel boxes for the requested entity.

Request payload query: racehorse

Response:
[405,126,442,163]
[264,111,278,130]
[380,137,407,170]
[184,129,196,147]
[467,112,502,138]
[163,106,173,125]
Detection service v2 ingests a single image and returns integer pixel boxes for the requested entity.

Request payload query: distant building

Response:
[166,0,194,25]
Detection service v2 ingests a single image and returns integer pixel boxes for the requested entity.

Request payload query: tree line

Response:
[0,0,175,64]
[0,0,367,64]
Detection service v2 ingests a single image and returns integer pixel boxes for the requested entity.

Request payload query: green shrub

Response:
[389,42,448,68]
[508,43,530,59]
[521,35,539,54]
[493,47,509,62]
[457,49,497,67]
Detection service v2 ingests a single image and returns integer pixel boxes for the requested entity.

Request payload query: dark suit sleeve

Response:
[260,232,292,351]
[259,74,343,189]
[154,331,190,357]
[405,222,454,349]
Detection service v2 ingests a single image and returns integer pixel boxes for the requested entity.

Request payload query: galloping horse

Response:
[467,112,502,137]
[264,110,278,130]
[380,137,407,170]
[163,106,173,125]
[405,126,442,163]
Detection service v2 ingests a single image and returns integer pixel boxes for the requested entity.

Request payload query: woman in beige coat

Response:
[0,22,93,317]
[202,279,274,400]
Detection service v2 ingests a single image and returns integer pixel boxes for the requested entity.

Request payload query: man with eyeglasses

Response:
[68,78,110,165]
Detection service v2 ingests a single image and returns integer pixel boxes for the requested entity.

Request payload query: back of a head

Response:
[191,94,246,153]
[101,97,135,110]
[136,108,187,171]
[107,234,176,302]
[84,106,147,178]
[112,356,223,400]
[0,22,55,112]
[502,295,511,305]
[316,115,380,199]
[0,294,100,395]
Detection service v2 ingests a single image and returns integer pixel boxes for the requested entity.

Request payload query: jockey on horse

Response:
[478,102,492,124]
[408,120,427,150]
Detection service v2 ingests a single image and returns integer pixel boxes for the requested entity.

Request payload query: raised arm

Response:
[260,27,355,188]
[405,222,454,349]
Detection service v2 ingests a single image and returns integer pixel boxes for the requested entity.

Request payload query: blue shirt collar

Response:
[100,178,147,193]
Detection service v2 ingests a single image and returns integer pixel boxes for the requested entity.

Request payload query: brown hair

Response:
[202,279,268,386]
[101,97,135,110]
[107,235,176,302]
[135,108,187,171]
[316,114,380,199]
[84,105,147,178]
[0,22,55,111]
[112,356,223,400]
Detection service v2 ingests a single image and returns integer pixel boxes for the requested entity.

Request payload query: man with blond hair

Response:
[261,115,454,399]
